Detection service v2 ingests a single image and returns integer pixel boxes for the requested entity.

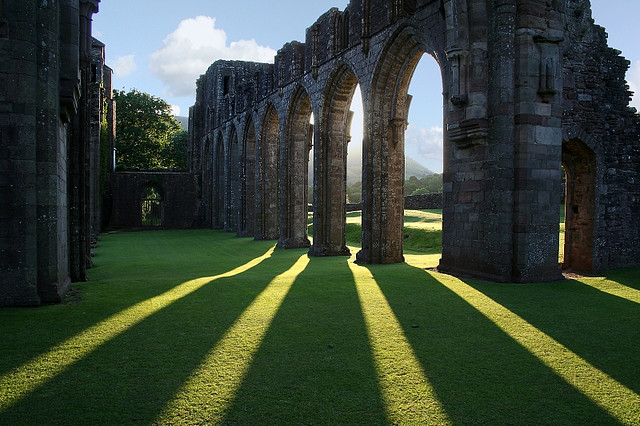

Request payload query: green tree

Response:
[113,89,182,170]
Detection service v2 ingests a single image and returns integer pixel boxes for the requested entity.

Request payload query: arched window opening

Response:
[141,186,162,227]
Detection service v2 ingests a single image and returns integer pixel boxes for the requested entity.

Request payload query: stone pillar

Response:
[357,114,406,264]
[511,0,564,282]
[0,1,40,306]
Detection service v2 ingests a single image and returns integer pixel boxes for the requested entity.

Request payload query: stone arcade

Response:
[190,0,639,283]
[1,0,639,307]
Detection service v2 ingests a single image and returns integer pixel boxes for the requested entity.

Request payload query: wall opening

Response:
[141,185,162,227]
[213,136,225,229]
[562,138,596,273]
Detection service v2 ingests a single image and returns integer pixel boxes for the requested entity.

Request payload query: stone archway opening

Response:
[239,117,257,238]
[279,87,313,248]
[141,185,163,227]
[213,135,225,229]
[257,105,280,240]
[309,65,359,257]
[227,126,240,232]
[359,26,444,265]
[562,138,597,273]
[346,84,364,242]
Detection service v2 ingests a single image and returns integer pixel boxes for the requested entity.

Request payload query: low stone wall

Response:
[345,193,443,212]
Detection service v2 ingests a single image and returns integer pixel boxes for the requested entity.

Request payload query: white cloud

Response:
[171,105,181,116]
[112,54,137,77]
[150,16,277,98]
[628,60,640,110]
[405,124,444,172]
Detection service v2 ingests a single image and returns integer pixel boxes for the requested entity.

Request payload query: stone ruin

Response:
[1,0,639,306]
[189,0,640,283]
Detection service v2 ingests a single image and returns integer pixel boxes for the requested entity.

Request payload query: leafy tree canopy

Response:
[114,89,185,170]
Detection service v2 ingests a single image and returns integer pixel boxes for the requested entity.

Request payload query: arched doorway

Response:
[239,117,257,237]
[257,104,280,240]
[279,86,312,248]
[141,185,163,227]
[227,125,240,232]
[213,134,225,229]
[562,138,596,273]
[359,27,440,264]
[309,65,358,257]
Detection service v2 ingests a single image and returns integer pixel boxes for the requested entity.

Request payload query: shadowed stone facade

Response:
[191,0,640,283]
[0,0,103,306]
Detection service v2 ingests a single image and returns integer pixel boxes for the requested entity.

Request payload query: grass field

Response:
[1,210,639,425]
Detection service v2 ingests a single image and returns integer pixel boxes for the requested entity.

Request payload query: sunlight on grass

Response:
[428,271,640,425]
[0,245,276,412]
[156,253,310,424]
[576,277,640,304]
[349,261,451,425]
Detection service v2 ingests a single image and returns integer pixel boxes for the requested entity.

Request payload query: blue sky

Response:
[93,1,639,173]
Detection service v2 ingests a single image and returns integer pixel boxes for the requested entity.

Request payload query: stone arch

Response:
[202,136,214,227]
[213,131,225,229]
[309,63,358,257]
[257,103,280,240]
[562,137,597,273]
[279,85,312,248]
[227,124,241,232]
[358,25,437,264]
[239,115,257,237]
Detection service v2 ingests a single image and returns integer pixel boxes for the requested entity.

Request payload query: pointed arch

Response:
[279,86,313,248]
[239,115,257,237]
[202,136,214,227]
[213,131,225,229]
[227,124,241,232]
[358,26,430,264]
[257,103,280,240]
[309,63,359,257]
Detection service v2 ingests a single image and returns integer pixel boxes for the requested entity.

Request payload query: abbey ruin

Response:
[1,0,639,306]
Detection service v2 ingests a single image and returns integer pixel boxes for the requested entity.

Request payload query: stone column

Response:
[511,0,564,282]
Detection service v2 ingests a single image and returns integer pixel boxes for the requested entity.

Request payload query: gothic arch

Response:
[257,103,280,240]
[227,124,241,232]
[279,85,312,248]
[213,131,225,229]
[202,136,214,227]
[309,63,359,257]
[358,26,435,264]
[239,115,257,237]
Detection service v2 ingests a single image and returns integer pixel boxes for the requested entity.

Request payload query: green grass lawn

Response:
[1,211,639,425]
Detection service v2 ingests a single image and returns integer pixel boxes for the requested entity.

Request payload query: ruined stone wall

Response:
[561,0,640,272]
[0,0,100,306]
[106,172,201,229]
[191,0,638,282]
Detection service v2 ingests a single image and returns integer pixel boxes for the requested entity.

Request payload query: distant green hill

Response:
[345,155,433,185]
[175,116,188,131]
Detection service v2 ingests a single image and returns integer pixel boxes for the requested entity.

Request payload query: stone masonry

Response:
[191,0,640,283]
[0,0,102,306]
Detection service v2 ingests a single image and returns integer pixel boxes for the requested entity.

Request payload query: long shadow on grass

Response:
[605,266,640,291]
[0,231,273,379]
[224,255,388,425]
[0,244,301,424]
[464,274,640,397]
[367,263,618,425]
